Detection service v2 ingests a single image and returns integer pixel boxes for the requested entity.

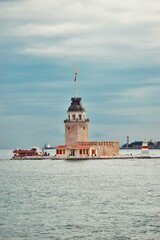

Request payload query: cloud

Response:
[118,85,160,103]
[0,115,64,149]
[1,0,160,148]
[85,83,160,131]
[0,0,24,2]
[1,0,160,65]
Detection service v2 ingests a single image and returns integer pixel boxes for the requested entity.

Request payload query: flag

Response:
[74,65,78,81]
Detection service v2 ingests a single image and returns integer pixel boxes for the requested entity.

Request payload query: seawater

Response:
[0,151,160,239]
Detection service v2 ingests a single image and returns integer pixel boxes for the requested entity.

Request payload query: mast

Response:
[126,135,129,148]
[74,65,78,97]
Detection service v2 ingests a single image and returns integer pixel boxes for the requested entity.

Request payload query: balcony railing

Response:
[64,118,89,123]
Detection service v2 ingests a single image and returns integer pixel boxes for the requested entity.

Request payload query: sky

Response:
[0,0,160,149]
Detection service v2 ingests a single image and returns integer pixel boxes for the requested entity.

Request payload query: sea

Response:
[0,150,160,240]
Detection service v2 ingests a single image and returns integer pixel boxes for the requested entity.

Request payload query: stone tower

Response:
[64,97,89,145]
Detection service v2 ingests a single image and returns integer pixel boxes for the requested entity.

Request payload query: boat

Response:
[42,144,55,150]
[141,140,150,157]
[13,146,43,158]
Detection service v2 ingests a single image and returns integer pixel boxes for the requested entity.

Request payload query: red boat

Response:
[13,147,43,158]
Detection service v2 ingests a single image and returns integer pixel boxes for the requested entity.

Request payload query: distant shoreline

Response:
[120,148,160,150]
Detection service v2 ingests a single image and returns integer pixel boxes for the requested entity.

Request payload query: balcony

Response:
[64,119,89,123]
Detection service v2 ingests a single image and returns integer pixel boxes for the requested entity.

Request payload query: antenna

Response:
[74,65,78,97]
[126,135,129,148]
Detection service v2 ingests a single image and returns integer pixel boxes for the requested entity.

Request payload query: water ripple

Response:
[0,158,160,239]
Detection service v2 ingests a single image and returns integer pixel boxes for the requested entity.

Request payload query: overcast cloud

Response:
[0,0,160,149]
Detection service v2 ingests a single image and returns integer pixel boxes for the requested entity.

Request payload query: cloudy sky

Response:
[0,0,160,149]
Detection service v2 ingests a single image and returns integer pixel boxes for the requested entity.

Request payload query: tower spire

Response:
[74,65,78,97]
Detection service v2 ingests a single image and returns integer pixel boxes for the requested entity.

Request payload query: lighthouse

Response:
[64,97,89,145]
[55,66,119,158]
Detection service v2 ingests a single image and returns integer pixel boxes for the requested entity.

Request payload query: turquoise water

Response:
[0,154,160,239]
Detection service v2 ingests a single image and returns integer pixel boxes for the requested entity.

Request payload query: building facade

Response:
[55,95,119,158]
[56,144,99,158]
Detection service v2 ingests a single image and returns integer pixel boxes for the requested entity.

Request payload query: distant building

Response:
[121,140,160,149]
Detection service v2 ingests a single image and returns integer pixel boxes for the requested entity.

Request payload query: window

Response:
[79,114,82,120]
[92,149,96,155]
[72,114,75,120]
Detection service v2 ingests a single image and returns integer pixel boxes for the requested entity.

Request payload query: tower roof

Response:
[68,97,85,112]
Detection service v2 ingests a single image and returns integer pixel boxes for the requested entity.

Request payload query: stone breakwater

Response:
[11,155,160,160]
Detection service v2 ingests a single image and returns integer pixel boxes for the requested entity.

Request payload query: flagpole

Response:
[74,65,78,97]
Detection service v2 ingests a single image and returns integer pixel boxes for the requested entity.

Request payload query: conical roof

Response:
[68,97,85,112]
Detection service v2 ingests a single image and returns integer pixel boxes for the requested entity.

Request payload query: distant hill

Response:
[121,141,160,149]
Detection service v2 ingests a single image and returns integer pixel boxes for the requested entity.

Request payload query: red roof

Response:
[56,145,68,149]
[56,145,95,150]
